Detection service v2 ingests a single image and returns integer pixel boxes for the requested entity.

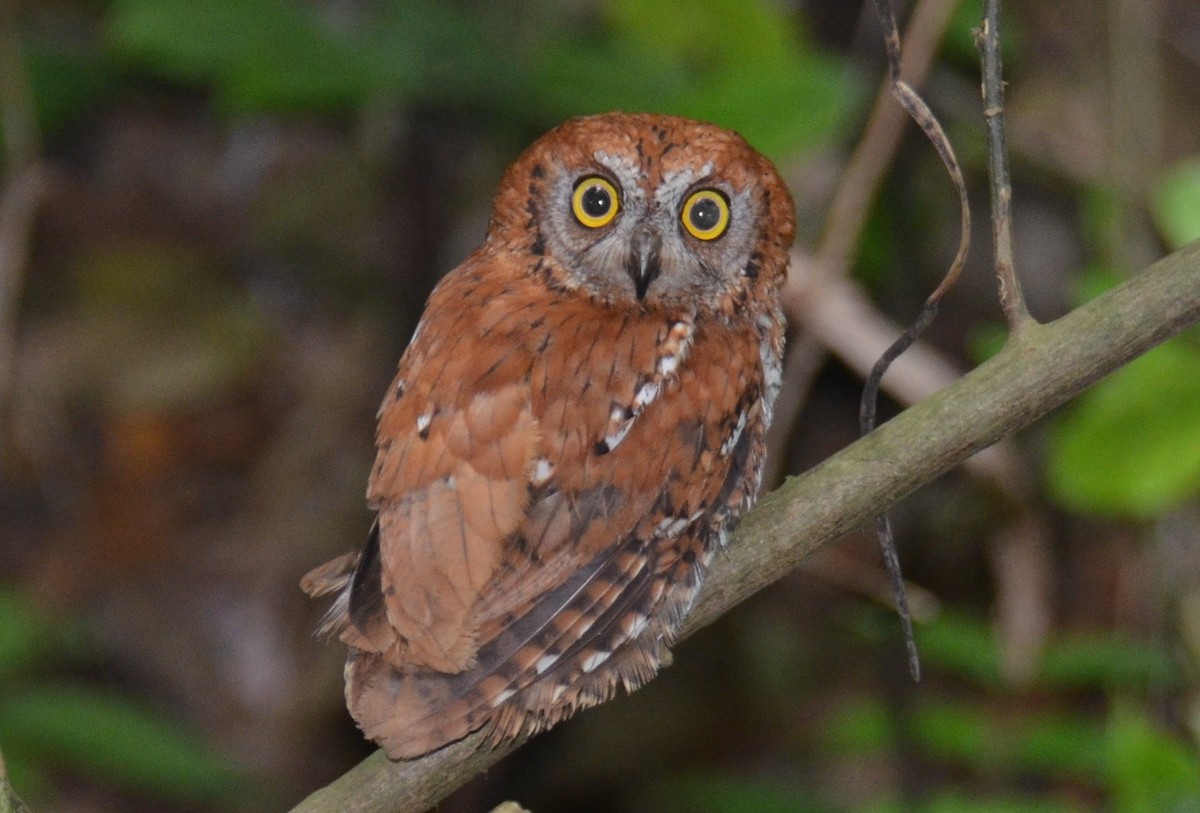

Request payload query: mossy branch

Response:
[291,240,1200,813]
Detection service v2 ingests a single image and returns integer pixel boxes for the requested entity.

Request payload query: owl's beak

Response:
[627,225,662,300]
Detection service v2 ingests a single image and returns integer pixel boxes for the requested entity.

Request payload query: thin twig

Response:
[858,0,974,683]
[768,0,960,489]
[976,0,1033,328]
[815,0,963,274]
[783,263,1026,491]
[292,240,1200,813]
[973,0,1061,670]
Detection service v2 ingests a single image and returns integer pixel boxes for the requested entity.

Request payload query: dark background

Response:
[2,1,1200,811]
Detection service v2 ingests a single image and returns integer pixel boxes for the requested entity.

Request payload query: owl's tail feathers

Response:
[340,540,625,758]
[343,537,704,760]
[300,551,360,638]
[343,651,481,759]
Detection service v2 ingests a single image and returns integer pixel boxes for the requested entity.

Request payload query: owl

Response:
[302,112,795,759]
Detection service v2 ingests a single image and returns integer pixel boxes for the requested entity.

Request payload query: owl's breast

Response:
[514,291,768,524]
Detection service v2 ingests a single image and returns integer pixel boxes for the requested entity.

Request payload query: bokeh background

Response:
[3,1,1200,811]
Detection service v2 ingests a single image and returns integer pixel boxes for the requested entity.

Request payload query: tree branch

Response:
[291,239,1200,813]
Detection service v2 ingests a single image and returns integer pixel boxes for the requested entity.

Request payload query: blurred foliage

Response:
[914,611,1180,692]
[98,0,861,157]
[634,773,831,813]
[1153,157,1200,251]
[1,686,244,806]
[21,41,118,138]
[1046,336,1200,518]
[1107,704,1200,813]
[106,0,425,114]
[1045,158,1200,518]
[63,243,276,412]
[864,797,1074,813]
[0,590,244,809]
[534,0,861,155]
[822,613,1198,812]
[0,592,72,686]
[1045,236,1200,518]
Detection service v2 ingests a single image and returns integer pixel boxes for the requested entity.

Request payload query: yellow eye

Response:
[571,176,620,228]
[681,189,730,240]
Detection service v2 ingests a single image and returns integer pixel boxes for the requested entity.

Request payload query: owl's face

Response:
[488,113,795,314]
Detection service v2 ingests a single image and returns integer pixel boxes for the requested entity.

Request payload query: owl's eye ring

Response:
[571,176,620,229]
[681,189,730,240]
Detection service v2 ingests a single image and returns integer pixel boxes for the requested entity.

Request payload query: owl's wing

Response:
[353,271,546,674]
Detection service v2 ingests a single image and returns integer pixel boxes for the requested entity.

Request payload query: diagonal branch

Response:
[291,240,1200,813]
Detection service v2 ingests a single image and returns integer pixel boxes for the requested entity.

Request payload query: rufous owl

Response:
[302,112,795,759]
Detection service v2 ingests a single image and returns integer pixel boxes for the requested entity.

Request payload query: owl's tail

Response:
[343,532,708,760]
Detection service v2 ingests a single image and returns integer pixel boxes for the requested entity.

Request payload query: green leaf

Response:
[0,591,56,681]
[672,59,854,158]
[1046,337,1200,518]
[533,0,862,158]
[0,591,87,682]
[106,0,387,113]
[368,1,522,110]
[911,699,1115,782]
[1153,157,1200,250]
[22,42,119,138]
[826,693,1121,788]
[1015,716,1108,781]
[105,0,529,115]
[1037,634,1180,691]
[909,700,993,769]
[823,696,892,754]
[917,612,1003,687]
[531,37,687,123]
[1107,704,1200,813]
[0,685,243,806]
[828,697,998,772]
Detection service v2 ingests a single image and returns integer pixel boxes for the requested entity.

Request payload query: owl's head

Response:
[488,113,795,315]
